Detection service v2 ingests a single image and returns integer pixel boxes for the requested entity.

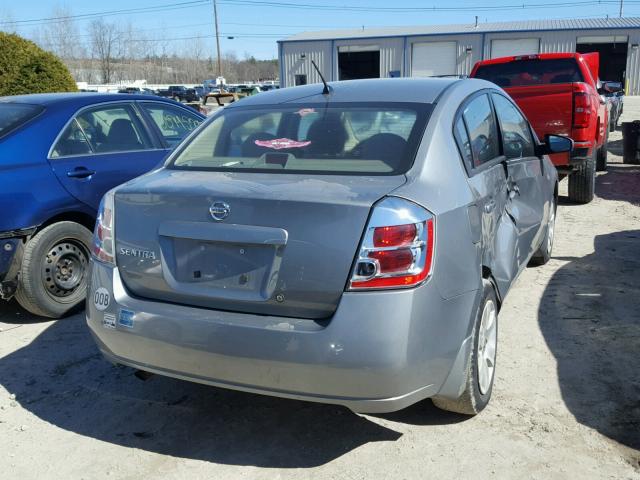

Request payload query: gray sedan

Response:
[87,78,568,415]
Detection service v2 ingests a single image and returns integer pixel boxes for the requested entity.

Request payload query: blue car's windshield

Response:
[170,102,432,175]
[0,103,44,139]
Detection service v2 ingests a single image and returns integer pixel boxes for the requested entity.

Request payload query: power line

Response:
[217,0,626,12]
[0,0,210,26]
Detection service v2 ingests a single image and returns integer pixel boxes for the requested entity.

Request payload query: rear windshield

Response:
[170,103,431,175]
[0,103,44,139]
[474,58,584,88]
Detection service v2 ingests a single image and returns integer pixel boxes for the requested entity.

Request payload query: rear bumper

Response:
[554,143,593,174]
[86,261,480,413]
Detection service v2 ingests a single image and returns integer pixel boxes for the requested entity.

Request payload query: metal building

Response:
[278,17,640,94]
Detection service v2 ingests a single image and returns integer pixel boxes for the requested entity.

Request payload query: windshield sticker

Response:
[255,138,311,150]
[296,108,316,117]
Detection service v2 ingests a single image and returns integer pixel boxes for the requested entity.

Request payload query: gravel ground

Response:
[1,99,639,480]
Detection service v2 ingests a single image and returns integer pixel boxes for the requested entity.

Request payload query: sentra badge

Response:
[119,247,156,260]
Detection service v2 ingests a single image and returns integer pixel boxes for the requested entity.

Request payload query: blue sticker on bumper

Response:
[118,309,135,328]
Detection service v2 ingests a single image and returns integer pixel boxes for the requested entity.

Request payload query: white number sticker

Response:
[93,287,111,311]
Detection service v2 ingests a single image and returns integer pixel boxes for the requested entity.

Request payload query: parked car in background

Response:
[0,93,205,318]
[183,88,201,103]
[157,85,190,102]
[87,78,566,416]
[117,87,155,95]
[602,82,624,131]
[471,52,609,202]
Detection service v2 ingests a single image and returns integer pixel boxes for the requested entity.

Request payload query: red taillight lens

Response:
[369,248,414,273]
[349,198,435,290]
[373,224,417,247]
[573,91,591,129]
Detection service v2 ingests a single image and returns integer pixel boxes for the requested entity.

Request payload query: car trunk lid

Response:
[114,169,405,319]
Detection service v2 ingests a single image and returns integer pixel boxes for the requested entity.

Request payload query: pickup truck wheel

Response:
[432,280,498,416]
[596,130,608,171]
[15,221,92,318]
[568,150,596,204]
[529,196,556,266]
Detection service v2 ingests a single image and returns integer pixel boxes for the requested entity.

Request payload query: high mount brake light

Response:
[349,197,435,290]
[93,190,115,265]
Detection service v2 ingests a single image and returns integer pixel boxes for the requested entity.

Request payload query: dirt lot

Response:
[1,101,639,480]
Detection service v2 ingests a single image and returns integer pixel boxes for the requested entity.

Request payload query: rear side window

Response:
[461,95,500,167]
[453,117,473,170]
[141,103,203,147]
[0,104,44,139]
[171,103,431,175]
[50,119,92,158]
[492,94,535,159]
[474,58,584,87]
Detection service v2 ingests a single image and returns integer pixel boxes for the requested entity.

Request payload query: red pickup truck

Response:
[471,52,608,204]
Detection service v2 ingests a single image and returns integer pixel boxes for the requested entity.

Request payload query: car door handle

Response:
[484,199,496,213]
[67,168,96,179]
[509,184,521,199]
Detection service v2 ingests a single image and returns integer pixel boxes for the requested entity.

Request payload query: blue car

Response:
[0,93,205,318]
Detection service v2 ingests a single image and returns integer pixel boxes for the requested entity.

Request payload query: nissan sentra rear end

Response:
[86,80,481,413]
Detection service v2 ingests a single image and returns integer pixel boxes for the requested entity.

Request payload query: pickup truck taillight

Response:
[349,197,434,290]
[573,91,591,129]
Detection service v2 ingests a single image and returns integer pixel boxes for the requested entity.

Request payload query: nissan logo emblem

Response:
[209,201,230,221]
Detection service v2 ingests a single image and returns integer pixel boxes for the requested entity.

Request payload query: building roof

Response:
[281,17,640,42]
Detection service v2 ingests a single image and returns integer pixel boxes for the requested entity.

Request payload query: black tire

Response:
[568,149,596,204]
[432,280,498,415]
[15,221,92,318]
[529,195,557,266]
[596,130,608,171]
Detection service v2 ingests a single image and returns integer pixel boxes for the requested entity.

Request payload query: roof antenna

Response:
[311,60,331,95]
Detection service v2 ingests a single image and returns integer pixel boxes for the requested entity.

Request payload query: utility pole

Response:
[213,0,222,78]
[620,0,624,17]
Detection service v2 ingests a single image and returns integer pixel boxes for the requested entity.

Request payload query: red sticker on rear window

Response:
[255,138,311,149]
[296,108,316,117]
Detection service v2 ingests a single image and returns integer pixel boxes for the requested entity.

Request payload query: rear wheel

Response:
[432,280,498,415]
[529,196,556,266]
[568,149,596,204]
[15,221,92,318]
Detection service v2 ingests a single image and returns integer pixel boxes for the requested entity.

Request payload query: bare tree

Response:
[41,4,83,60]
[89,18,121,84]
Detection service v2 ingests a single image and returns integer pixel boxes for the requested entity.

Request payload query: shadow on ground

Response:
[538,228,640,451]
[0,300,462,468]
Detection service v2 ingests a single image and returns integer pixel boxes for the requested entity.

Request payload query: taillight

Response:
[92,190,115,265]
[349,197,435,290]
[573,91,591,129]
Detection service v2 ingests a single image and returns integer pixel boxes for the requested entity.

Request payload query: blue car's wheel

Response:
[15,221,92,318]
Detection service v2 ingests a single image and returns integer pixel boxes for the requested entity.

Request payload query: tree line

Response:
[1,6,279,85]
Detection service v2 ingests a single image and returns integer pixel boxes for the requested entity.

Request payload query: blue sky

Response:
[0,0,635,59]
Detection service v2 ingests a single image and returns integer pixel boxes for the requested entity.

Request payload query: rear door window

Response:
[474,58,584,87]
[141,102,203,147]
[461,94,500,167]
[171,103,431,175]
[0,103,44,139]
[492,94,535,159]
[74,104,151,154]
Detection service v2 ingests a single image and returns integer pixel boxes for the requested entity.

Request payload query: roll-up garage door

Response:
[411,41,457,77]
[491,38,540,59]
